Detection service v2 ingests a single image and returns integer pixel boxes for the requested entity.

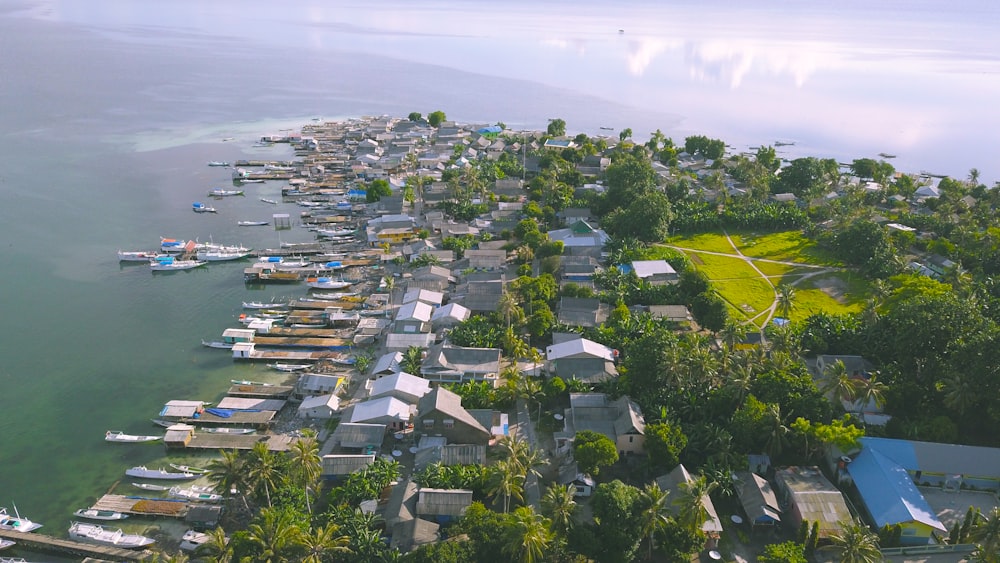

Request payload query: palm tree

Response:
[541,483,577,537]
[195,526,233,563]
[675,476,717,534]
[822,359,859,404]
[246,441,281,508]
[777,284,796,320]
[497,290,523,328]
[489,457,525,513]
[297,524,352,563]
[288,435,322,514]
[969,167,981,187]
[719,320,748,352]
[971,507,1000,561]
[246,506,303,563]
[636,482,672,560]
[503,506,554,563]
[728,362,756,405]
[856,372,888,414]
[763,403,791,459]
[829,519,883,563]
[401,345,425,375]
[207,449,249,511]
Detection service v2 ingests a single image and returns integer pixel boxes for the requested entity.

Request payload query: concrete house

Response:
[466,249,507,270]
[368,371,432,404]
[402,288,445,307]
[348,396,414,430]
[416,488,474,522]
[420,344,502,386]
[430,302,471,330]
[371,351,403,377]
[294,373,346,400]
[297,393,340,419]
[546,220,610,257]
[555,393,646,457]
[416,387,492,445]
[321,454,376,479]
[328,422,386,452]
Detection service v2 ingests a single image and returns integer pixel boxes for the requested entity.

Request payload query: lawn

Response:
[788,288,863,321]
[688,252,760,280]
[714,278,775,323]
[797,272,871,307]
[753,261,809,278]
[732,230,842,265]
[665,233,735,254]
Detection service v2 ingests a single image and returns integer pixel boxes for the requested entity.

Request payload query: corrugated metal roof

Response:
[846,448,945,531]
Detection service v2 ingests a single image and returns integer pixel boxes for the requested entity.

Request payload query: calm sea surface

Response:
[1,0,998,553]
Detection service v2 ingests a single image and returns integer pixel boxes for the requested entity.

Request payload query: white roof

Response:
[395,301,433,323]
[369,371,431,401]
[299,393,340,411]
[546,338,614,361]
[631,260,676,278]
[431,303,470,323]
[373,351,403,374]
[350,396,413,423]
[402,288,444,306]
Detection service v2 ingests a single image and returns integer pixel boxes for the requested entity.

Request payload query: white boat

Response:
[73,509,128,521]
[0,507,42,533]
[260,197,278,204]
[150,419,175,428]
[306,276,352,290]
[192,202,217,213]
[230,379,274,387]
[117,250,164,262]
[125,466,197,480]
[168,486,223,503]
[168,464,209,474]
[179,529,219,552]
[309,291,358,300]
[105,431,161,443]
[207,161,230,167]
[242,300,287,309]
[238,178,265,183]
[69,521,155,549]
[202,427,255,435]
[0,539,14,551]
[264,164,294,171]
[315,227,355,237]
[209,188,244,197]
[201,340,233,349]
[237,220,269,227]
[150,257,207,272]
[131,482,170,491]
[267,363,311,372]
[159,237,189,253]
[196,249,251,261]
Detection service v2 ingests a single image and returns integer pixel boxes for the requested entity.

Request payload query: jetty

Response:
[91,494,188,518]
[0,528,152,561]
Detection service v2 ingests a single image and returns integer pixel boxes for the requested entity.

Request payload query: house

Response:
[390,516,440,553]
[773,466,852,541]
[555,393,645,456]
[816,355,875,379]
[371,351,403,377]
[348,396,414,430]
[648,305,693,324]
[852,436,1000,490]
[546,337,616,362]
[734,471,781,528]
[185,505,222,530]
[547,220,610,257]
[294,373,346,400]
[655,464,723,536]
[630,260,678,285]
[413,443,488,470]
[402,288,445,307]
[557,297,608,328]
[395,300,434,324]
[430,302,471,330]
[328,422,386,452]
[415,488,474,522]
[420,343,502,386]
[466,249,507,270]
[411,264,456,286]
[416,387,492,445]
[297,393,340,419]
[558,462,597,497]
[558,255,600,287]
[385,479,419,529]
[321,454,376,479]
[557,208,593,226]
[460,275,505,313]
[368,371,432,404]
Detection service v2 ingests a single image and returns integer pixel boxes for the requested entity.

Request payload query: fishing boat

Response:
[169,486,223,503]
[117,250,164,262]
[150,256,207,272]
[209,188,244,197]
[105,431,161,443]
[237,220,269,227]
[267,363,311,372]
[69,521,155,548]
[201,340,233,349]
[179,529,217,552]
[260,197,278,204]
[309,291,358,300]
[196,248,251,261]
[238,178,265,183]
[159,237,190,253]
[315,227,355,237]
[72,509,128,521]
[0,539,14,551]
[125,466,197,480]
[242,300,288,309]
[207,161,230,167]
[192,202,217,213]
[230,379,274,387]
[131,482,170,491]
[307,277,353,290]
[150,419,176,428]
[202,427,256,435]
[0,507,42,533]
[168,463,209,474]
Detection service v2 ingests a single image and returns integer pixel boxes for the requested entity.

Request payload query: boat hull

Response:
[73,509,128,521]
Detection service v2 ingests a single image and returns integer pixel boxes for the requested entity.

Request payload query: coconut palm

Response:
[777,284,796,320]
[206,449,249,511]
[856,372,888,413]
[497,290,523,328]
[401,345,425,374]
[489,458,525,513]
[637,482,672,561]
[246,441,282,508]
[675,476,717,534]
[246,506,303,563]
[763,403,791,459]
[195,526,233,563]
[297,524,352,563]
[822,359,859,404]
[971,507,1000,561]
[541,483,577,537]
[503,505,554,563]
[829,519,883,563]
[288,435,322,514]
[719,320,748,352]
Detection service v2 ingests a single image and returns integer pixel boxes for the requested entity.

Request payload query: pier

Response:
[90,494,188,518]
[182,432,295,451]
[0,529,152,561]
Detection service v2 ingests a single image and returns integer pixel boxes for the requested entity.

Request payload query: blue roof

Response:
[477,126,502,134]
[859,437,919,469]
[616,264,634,274]
[847,448,945,531]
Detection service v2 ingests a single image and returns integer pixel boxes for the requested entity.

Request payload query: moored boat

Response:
[196,249,251,261]
[68,521,155,548]
[201,340,233,349]
[306,276,353,290]
[125,466,197,480]
[0,539,14,551]
[72,509,128,521]
[0,507,42,533]
[150,419,176,428]
[105,431,161,443]
[131,482,170,491]
[207,161,230,167]
[230,379,274,387]
[260,197,278,204]
[168,486,223,503]
[192,202,217,213]
[209,188,244,197]
[150,256,207,272]
[267,363,312,372]
[159,237,190,253]
[168,464,209,474]
[118,250,164,262]
[315,227,355,237]
[202,427,256,435]
[179,529,218,552]
[243,300,288,309]
[237,220,269,227]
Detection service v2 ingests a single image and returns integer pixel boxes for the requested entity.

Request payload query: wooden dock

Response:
[0,529,152,561]
[183,432,295,451]
[227,383,294,398]
[252,336,352,349]
[91,494,188,518]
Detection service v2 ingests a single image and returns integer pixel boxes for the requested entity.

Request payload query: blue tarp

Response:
[324,262,342,268]
[205,408,234,418]
[476,125,502,134]
[266,257,281,263]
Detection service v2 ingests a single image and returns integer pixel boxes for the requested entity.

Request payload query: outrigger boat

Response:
[105,431,161,443]
[168,486,223,503]
[69,521,155,548]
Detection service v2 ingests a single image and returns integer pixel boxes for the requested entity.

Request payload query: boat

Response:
[267,363,311,372]
[237,220,269,227]
[264,164,294,171]
[207,161,230,167]
[202,427,256,435]
[105,431,161,443]
[150,419,176,428]
[315,227,355,237]
[73,509,128,521]
[260,197,278,204]
[150,257,208,271]
[168,464,209,474]
[179,529,219,552]
[306,276,353,290]
[243,300,288,309]
[309,291,358,300]
[0,539,14,551]
[69,521,155,548]
[201,340,233,349]
[0,507,42,533]
[168,486,223,503]
[196,248,251,261]
[125,466,197,480]
[131,482,170,491]
[117,250,164,262]
[209,188,244,197]
[230,379,274,387]
[238,178,265,183]
[192,202,217,213]
[159,237,190,253]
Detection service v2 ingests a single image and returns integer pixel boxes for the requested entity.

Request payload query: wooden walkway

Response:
[91,494,188,518]
[0,529,152,561]
[183,432,295,451]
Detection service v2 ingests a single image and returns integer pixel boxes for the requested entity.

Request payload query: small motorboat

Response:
[168,464,209,475]
[238,178,265,183]
[0,506,42,532]
[201,340,233,349]
[192,202,217,213]
[196,248,251,261]
[117,250,164,262]
[179,529,218,552]
[150,256,207,272]
[260,197,278,204]
[131,482,170,491]
[105,431,162,443]
[73,509,128,521]
[169,486,223,503]
[315,228,355,237]
[306,277,353,290]
[125,466,197,480]
[207,161,230,167]
[243,300,288,309]
[0,538,15,550]
[267,363,311,372]
[209,188,244,197]
[69,521,155,548]
[238,220,270,227]
[202,427,255,435]
[150,419,176,428]
[230,379,274,387]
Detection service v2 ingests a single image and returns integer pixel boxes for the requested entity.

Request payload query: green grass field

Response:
[732,231,842,265]
[688,252,760,280]
[665,233,735,254]
[714,278,776,321]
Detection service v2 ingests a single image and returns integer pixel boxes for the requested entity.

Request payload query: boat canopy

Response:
[265,257,282,263]
[324,262,342,268]
[317,277,332,282]
[156,256,175,264]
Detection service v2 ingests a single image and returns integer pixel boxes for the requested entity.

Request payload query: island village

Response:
[7,113,1000,563]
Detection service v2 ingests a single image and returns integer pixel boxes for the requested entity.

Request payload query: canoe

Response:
[169,464,209,474]
[238,221,269,226]
[202,427,255,435]
[73,509,128,521]
[131,482,170,491]
[105,431,161,443]
[125,466,197,480]
[169,486,223,503]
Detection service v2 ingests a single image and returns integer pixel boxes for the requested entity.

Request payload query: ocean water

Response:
[0,0,998,555]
